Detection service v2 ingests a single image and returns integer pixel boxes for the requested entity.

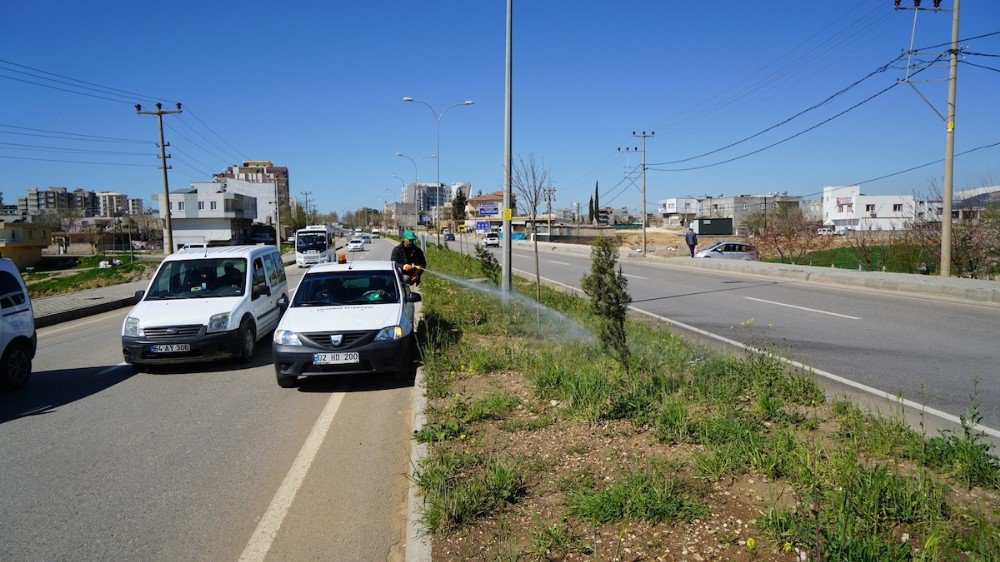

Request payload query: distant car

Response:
[370,229,381,239]
[347,239,365,252]
[272,260,420,387]
[180,243,208,251]
[817,228,835,236]
[694,241,757,260]
[445,232,456,241]
[251,232,276,244]
[484,232,500,248]
[0,258,36,390]
[362,235,372,245]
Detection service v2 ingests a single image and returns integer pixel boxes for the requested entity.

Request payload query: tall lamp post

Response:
[403,97,474,245]
[394,152,435,231]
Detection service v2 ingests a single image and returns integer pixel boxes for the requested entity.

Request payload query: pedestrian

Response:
[685,227,698,257]
[391,230,427,285]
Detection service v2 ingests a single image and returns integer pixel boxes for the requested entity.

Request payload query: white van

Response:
[0,258,36,389]
[122,246,289,368]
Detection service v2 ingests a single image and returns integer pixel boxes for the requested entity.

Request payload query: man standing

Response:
[391,230,427,285]
[685,227,698,258]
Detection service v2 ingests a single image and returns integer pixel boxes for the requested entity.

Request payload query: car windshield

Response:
[145,258,247,299]
[292,271,400,306]
[296,233,328,252]
[702,242,724,251]
[350,239,362,244]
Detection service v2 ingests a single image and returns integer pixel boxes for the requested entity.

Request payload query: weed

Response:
[415,449,525,532]
[528,519,591,558]
[566,458,707,525]
[921,387,1000,489]
[465,390,521,422]
[499,415,555,433]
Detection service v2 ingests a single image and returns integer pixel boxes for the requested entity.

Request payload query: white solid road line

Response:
[526,271,1000,440]
[623,274,648,280]
[239,392,346,561]
[744,296,861,320]
[550,260,571,266]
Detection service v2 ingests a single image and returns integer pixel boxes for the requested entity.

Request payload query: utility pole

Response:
[895,0,959,276]
[633,131,653,256]
[544,185,555,239]
[302,191,313,225]
[500,0,513,294]
[136,102,182,254]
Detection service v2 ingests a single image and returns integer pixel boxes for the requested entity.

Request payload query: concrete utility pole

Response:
[544,185,555,239]
[302,191,313,224]
[895,0,960,276]
[273,179,281,249]
[501,0,513,293]
[136,102,182,254]
[633,131,654,256]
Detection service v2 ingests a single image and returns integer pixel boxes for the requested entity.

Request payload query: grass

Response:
[411,240,1000,558]
[25,260,156,298]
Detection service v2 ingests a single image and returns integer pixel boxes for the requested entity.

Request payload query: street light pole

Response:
[403,96,474,245]
[394,152,435,232]
[501,0,513,294]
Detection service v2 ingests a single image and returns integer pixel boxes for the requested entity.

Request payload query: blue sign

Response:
[475,220,490,233]
[477,202,499,217]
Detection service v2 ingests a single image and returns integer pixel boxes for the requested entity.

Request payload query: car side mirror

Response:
[134,290,145,303]
[406,292,422,303]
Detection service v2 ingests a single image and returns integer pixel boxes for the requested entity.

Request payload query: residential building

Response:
[465,190,505,218]
[128,198,145,216]
[97,191,128,217]
[154,184,257,251]
[822,185,917,231]
[16,186,99,219]
[188,178,275,225]
[657,197,700,225]
[0,220,49,270]
[214,160,289,207]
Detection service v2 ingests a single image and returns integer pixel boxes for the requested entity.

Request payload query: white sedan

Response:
[347,239,365,252]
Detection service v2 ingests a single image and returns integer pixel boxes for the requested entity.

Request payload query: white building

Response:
[155,184,257,251]
[190,178,275,225]
[657,197,700,225]
[128,198,145,215]
[96,191,128,217]
[822,185,916,231]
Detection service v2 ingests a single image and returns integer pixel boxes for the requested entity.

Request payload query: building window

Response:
[865,204,876,212]
[742,203,748,210]
[210,201,217,210]
[893,203,903,212]
[178,202,185,210]
[198,201,205,210]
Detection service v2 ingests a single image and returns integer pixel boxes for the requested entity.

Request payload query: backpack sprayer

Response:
[402,263,423,286]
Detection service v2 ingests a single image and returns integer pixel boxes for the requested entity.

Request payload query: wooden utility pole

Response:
[136,102,182,254]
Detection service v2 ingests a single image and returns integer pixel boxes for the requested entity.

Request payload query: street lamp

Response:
[403,96,474,244]
[394,152,435,231]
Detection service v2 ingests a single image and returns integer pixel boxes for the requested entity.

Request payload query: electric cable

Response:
[175,116,243,163]
[0,154,159,166]
[0,73,135,105]
[0,141,155,156]
[164,123,233,166]
[0,124,151,143]
[0,58,176,104]
[846,139,1000,186]
[960,60,1000,73]
[184,109,248,161]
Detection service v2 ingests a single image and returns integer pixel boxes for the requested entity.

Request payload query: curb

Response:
[405,303,431,562]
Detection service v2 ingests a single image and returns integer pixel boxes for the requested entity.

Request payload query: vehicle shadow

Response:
[630,280,779,304]
[0,364,134,425]
[137,341,276,374]
[295,369,415,393]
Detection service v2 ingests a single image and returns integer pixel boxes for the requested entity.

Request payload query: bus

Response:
[295,225,337,268]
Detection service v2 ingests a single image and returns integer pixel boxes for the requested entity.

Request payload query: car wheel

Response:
[238,320,256,363]
[0,342,32,390]
[276,371,299,388]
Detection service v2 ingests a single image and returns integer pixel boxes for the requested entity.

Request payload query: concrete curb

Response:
[511,239,1000,305]
[405,303,431,562]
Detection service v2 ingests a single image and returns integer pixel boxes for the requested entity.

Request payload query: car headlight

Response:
[124,316,140,337]
[374,325,404,341]
[274,330,302,346]
[207,312,230,333]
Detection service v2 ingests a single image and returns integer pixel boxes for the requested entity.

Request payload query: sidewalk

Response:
[33,251,297,329]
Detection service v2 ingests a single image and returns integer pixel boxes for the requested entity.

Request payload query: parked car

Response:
[272,260,420,387]
[484,232,500,247]
[445,232,456,241]
[694,241,757,260]
[0,258,36,390]
[121,245,289,369]
[347,238,365,252]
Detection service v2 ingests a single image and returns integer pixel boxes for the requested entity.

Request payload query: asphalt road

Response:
[446,235,1000,432]
[0,239,412,561]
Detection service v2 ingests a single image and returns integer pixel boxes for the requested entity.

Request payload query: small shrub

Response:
[581,237,631,373]
[475,243,501,285]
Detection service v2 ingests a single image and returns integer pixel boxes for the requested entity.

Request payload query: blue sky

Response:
[1,0,998,217]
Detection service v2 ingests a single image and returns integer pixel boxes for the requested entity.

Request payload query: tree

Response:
[588,196,594,224]
[513,154,552,307]
[740,205,830,264]
[451,188,468,253]
[594,182,600,223]
[581,237,631,373]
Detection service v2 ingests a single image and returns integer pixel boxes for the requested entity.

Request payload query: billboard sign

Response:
[475,220,490,234]
[477,202,499,217]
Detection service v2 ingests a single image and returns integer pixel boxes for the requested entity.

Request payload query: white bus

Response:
[295,225,336,268]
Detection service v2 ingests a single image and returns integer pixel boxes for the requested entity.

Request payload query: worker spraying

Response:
[391,230,427,286]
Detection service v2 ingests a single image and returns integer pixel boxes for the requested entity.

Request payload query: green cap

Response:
[403,230,417,241]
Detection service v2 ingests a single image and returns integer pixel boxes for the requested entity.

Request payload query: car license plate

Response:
[313,352,360,365]
[150,344,191,353]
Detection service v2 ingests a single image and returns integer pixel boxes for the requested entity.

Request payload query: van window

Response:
[253,258,266,287]
[264,252,286,284]
[0,271,26,309]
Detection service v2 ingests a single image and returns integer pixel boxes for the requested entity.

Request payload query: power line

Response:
[175,115,243,163]
[0,73,135,105]
[0,58,175,104]
[960,60,1000,73]
[164,123,233,166]
[0,123,151,143]
[847,139,1000,186]
[653,53,906,166]
[0,141,155,156]
[0,154,158,166]
[170,146,218,176]
[910,29,1000,52]
[184,109,248,161]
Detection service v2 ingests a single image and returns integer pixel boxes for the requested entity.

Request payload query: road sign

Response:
[475,220,489,233]
[477,202,499,217]
[503,208,513,220]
